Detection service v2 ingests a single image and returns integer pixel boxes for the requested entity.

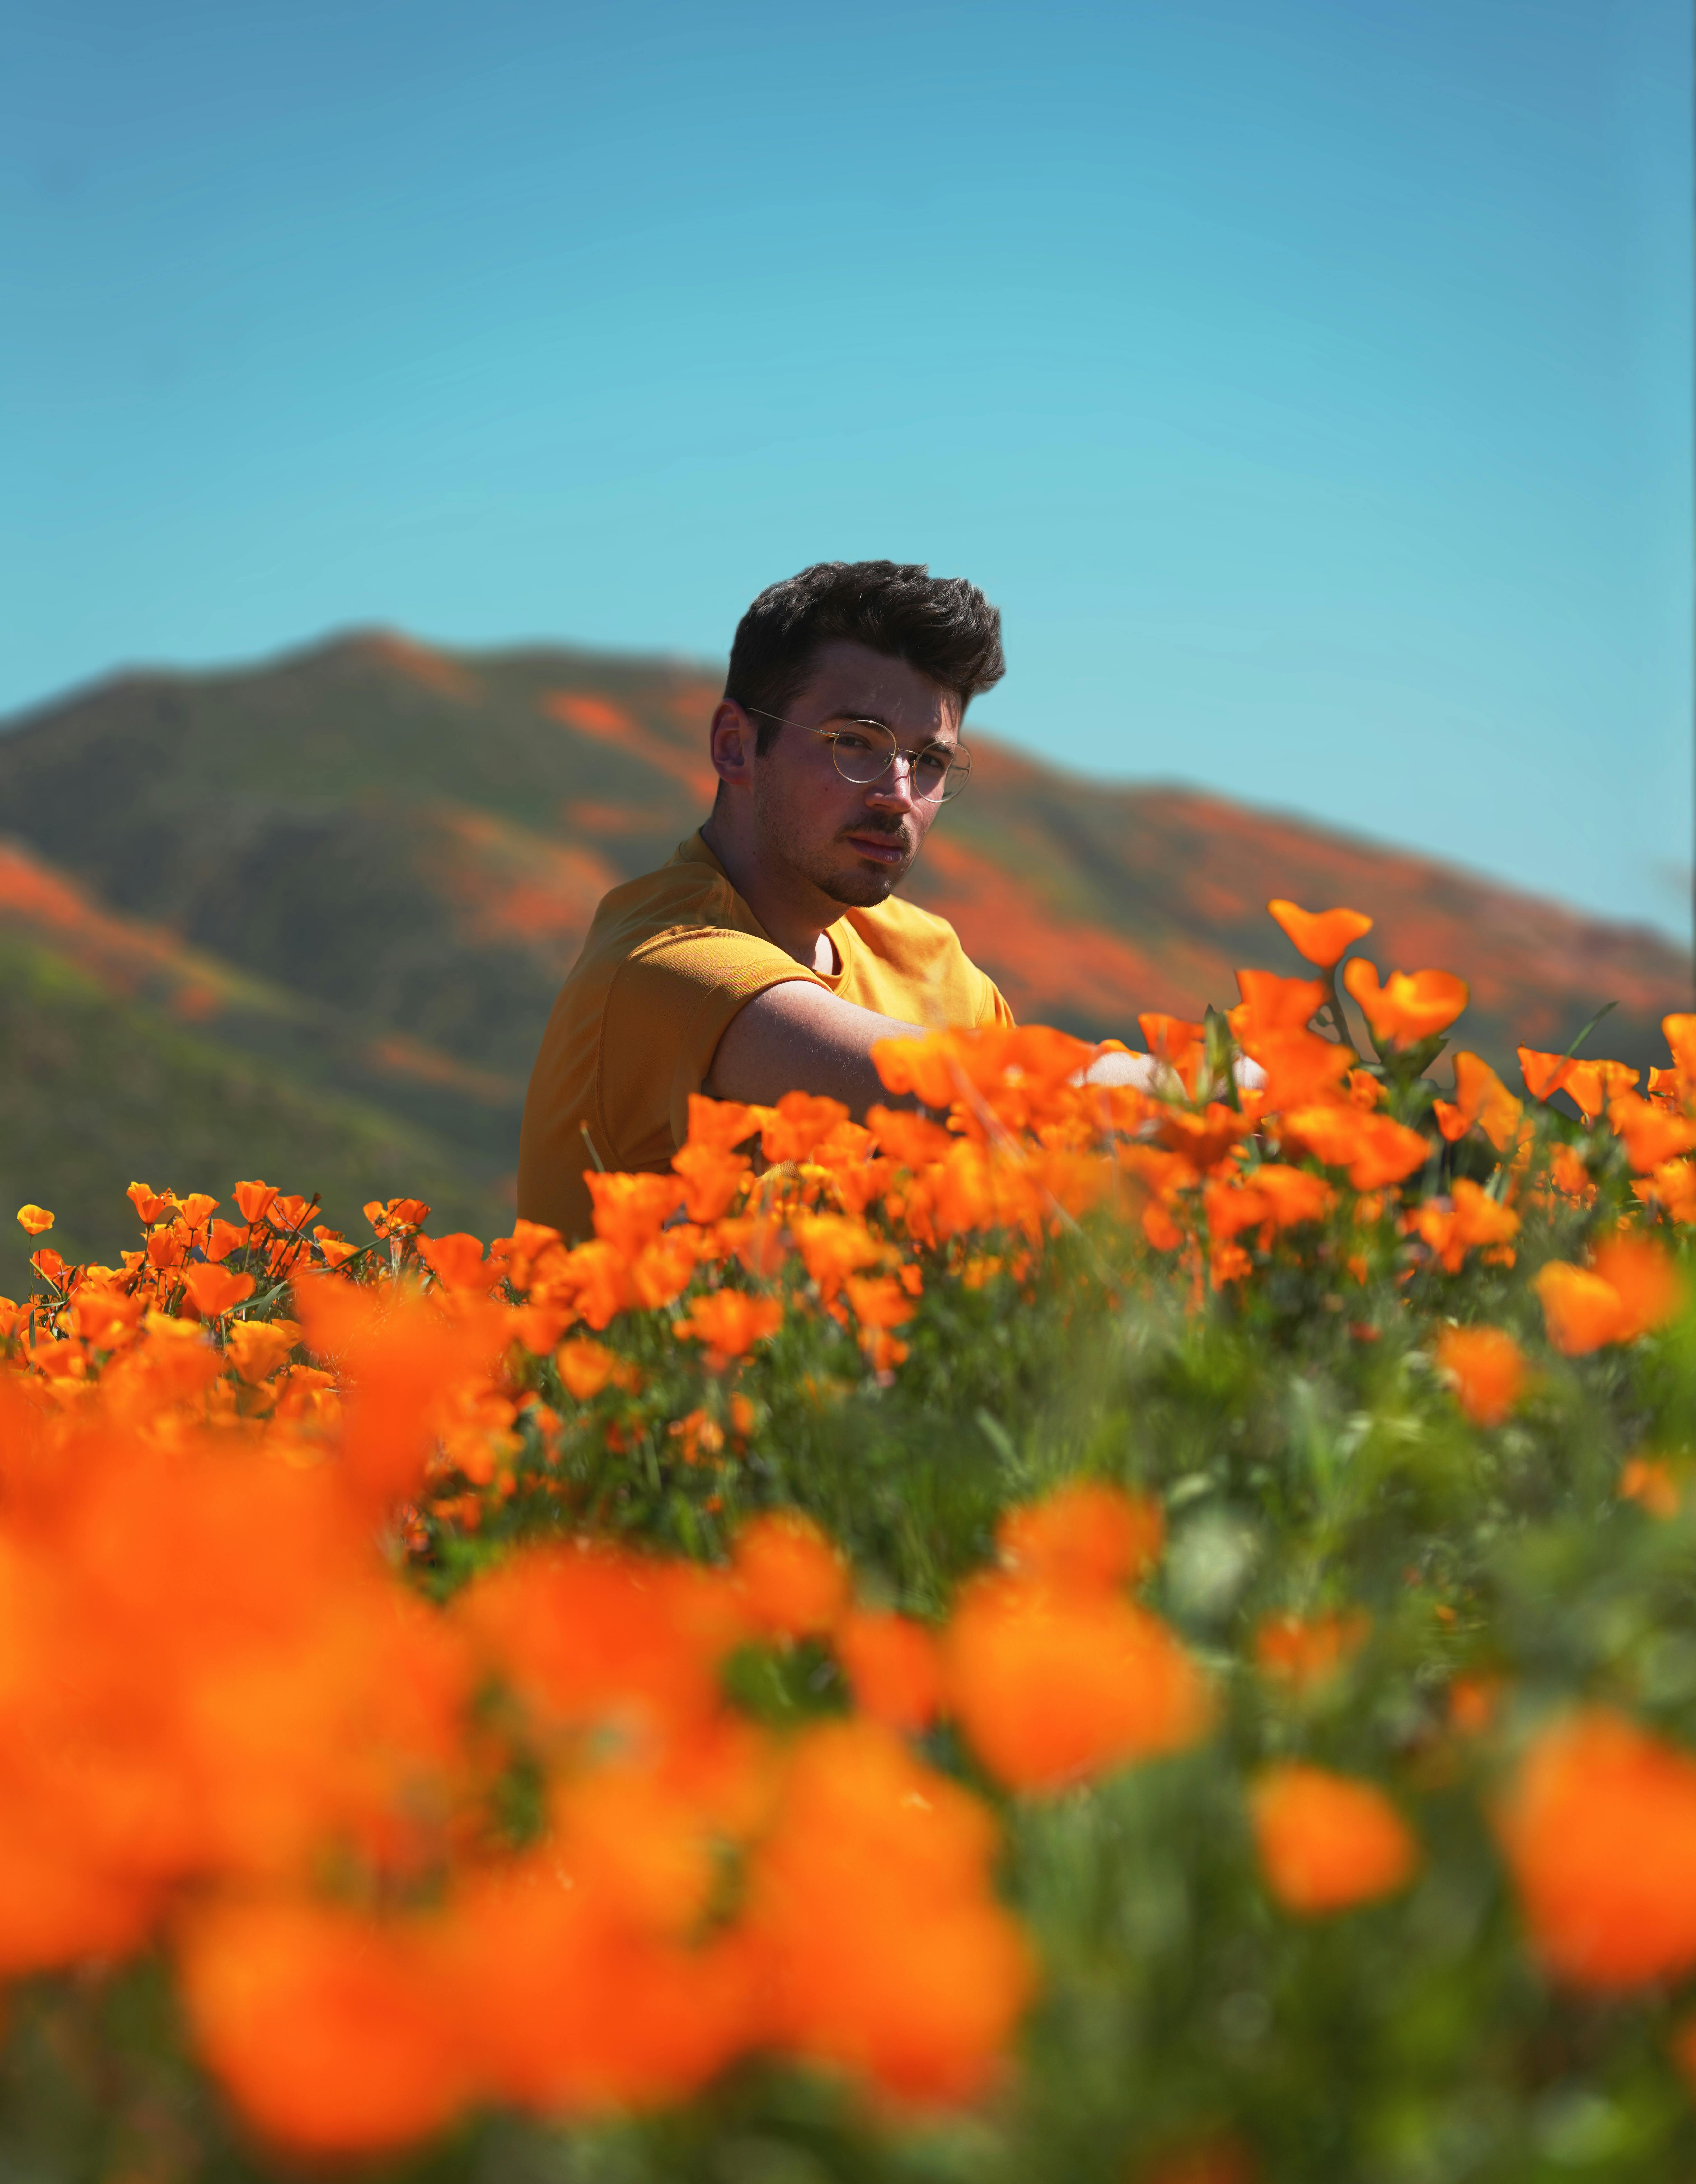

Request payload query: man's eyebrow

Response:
[830,711,959,747]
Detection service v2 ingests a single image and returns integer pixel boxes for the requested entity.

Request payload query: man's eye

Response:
[833,731,878,756]
[913,751,951,786]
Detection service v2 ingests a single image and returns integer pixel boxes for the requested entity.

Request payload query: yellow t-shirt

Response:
[517,831,1013,1240]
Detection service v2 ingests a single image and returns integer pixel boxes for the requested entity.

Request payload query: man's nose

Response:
[865,755,920,811]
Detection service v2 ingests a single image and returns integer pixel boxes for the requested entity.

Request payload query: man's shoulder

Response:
[850,890,972,961]
[579,841,738,958]
[840,891,1011,1026]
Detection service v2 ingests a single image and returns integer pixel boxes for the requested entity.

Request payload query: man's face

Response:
[748,640,961,909]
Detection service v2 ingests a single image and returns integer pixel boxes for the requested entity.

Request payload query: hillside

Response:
[0,627,1688,1240]
[0,935,504,1287]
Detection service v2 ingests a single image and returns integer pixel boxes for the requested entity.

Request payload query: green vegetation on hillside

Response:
[0,940,505,1284]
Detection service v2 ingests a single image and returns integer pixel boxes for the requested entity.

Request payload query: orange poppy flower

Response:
[1532,1263,1626,1354]
[14,1205,53,1237]
[292,1276,507,1510]
[761,1090,851,1166]
[1498,1709,1696,1987]
[997,1480,1164,1593]
[680,1093,763,1154]
[746,1718,1035,2102]
[1139,1013,1207,1091]
[1250,1163,1336,1229]
[224,1318,298,1384]
[670,1142,750,1224]
[790,1213,883,1303]
[866,1105,957,1168]
[1620,1454,1681,1518]
[1517,1047,1573,1102]
[1138,2137,1259,2184]
[1660,1013,1696,1105]
[1434,1325,1527,1426]
[177,1898,471,2154]
[836,1610,944,1734]
[1412,1180,1521,1276]
[1563,1059,1639,1123]
[586,1173,686,1262]
[1254,1609,1371,1692]
[364,1197,431,1238]
[416,1233,492,1293]
[945,1574,1211,1793]
[554,1336,638,1401]
[842,1273,915,1338]
[1241,1027,1353,1116]
[674,1289,784,1365]
[1279,1105,1429,1191]
[1266,899,1373,968]
[1593,1234,1686,1338]
[1433,1052,1523,1153]
[179,1263,257,1321]
[1535,1237,1684,1354]
[1230,968,1327,1040]
[1607,1091,1696,1172]
[1448,1674,1502,1736]
[733,1512,850,1640]
[232,1180,280,1227]
[127,1181,172,1225]
[1341,962,1469,1048]
[1157,1103,1254,1175]
[1250,1764,1419,1915]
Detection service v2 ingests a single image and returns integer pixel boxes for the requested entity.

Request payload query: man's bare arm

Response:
[704,980,924,1113]
[702,982,1262,1115]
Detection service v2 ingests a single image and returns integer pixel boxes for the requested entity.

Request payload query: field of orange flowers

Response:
[4,897,1696,2184]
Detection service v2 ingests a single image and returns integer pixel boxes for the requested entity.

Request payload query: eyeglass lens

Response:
[830,722,967,800]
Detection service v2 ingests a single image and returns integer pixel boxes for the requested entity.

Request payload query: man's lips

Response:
[843,831,909,865]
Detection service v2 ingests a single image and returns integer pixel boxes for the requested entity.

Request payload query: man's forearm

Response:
[703,979,924,1114]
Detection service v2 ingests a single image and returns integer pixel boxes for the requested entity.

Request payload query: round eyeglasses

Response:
[747,709,972,802]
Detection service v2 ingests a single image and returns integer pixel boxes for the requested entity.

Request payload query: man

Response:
[518,560,1021,1242]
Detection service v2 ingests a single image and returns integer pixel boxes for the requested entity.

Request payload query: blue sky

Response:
[4,0,1691,938]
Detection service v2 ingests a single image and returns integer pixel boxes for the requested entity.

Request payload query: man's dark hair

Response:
[724,561,1004,755]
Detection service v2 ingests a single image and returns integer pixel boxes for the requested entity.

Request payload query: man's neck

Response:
[699,813,840,975]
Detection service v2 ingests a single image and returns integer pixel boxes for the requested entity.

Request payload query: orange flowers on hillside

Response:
[5,887,1696,2161]
[1250,1765,1419,1914]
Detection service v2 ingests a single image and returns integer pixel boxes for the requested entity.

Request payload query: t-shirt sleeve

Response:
[600,928,826,1161]
[980,975,1016,1029]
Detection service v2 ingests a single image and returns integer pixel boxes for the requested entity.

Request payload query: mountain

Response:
[1,627,1687,1270]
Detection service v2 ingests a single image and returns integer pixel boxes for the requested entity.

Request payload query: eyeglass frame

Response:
[742,707,973,802]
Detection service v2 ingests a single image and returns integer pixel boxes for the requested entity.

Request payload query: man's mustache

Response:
[840,817,912,844]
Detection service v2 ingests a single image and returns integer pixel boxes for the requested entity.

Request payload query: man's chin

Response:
[820,855,911,908]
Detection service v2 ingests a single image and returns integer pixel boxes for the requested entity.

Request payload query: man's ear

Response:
[709,701,757,791]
